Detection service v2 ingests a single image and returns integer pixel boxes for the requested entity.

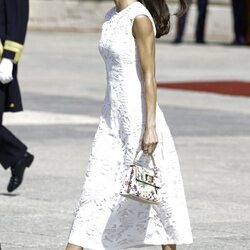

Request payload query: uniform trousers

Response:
[0,86,27,169]
[232,0,247,43]
[196,0,208,42]
[175,0,208,42]
[246,1,250,45]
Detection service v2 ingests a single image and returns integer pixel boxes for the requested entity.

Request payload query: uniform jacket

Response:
[0,0,29,112]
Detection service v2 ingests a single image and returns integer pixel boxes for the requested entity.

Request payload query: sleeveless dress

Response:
[68,2,193,249]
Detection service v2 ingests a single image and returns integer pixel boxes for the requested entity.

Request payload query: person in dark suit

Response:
[0,0,34,192]
[231,0,247,45]
[173,0,208,44]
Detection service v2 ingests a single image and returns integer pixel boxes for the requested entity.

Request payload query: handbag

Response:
[120,151,162,204]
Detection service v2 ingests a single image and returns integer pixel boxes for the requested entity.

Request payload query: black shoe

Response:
[196,39,206,44]
[172,38,182,44]
[230,39,246,46]
[7,152,34,192]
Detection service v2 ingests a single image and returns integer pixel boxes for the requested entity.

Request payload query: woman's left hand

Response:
[142,126,158,155]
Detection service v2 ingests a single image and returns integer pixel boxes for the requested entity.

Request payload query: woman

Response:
[66,0,193,249]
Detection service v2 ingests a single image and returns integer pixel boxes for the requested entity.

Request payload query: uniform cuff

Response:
[2,40,24,63]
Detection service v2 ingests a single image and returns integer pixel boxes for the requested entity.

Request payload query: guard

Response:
[0,0,34,192]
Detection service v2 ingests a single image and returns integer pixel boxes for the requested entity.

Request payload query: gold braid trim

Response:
[0,40,3,58]
[4,40,24,63]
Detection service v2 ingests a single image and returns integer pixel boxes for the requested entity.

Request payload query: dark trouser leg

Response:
[246,1,250,45]
[0,95,27,169]
[232,0,239,40]
[0,115,27,169]
[232,0,247,43]
[175,12,188,42]
[196,0,208,43]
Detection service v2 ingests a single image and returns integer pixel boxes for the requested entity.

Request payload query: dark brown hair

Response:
[138,0,189,38]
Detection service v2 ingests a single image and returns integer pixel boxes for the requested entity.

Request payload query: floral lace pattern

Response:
[68,2,193,249]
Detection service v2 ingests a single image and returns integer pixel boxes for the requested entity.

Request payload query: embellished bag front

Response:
[120,152,162,204]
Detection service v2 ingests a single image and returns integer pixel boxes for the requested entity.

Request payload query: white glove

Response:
[0,58,14,84]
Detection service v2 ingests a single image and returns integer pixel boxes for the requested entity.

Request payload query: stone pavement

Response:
[0,32,250,249]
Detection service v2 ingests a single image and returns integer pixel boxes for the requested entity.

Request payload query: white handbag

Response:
[120,151,162,204]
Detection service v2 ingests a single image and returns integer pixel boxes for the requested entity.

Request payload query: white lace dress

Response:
[68,2,193,249]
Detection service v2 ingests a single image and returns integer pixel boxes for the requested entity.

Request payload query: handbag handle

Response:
[134,150,158,173]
